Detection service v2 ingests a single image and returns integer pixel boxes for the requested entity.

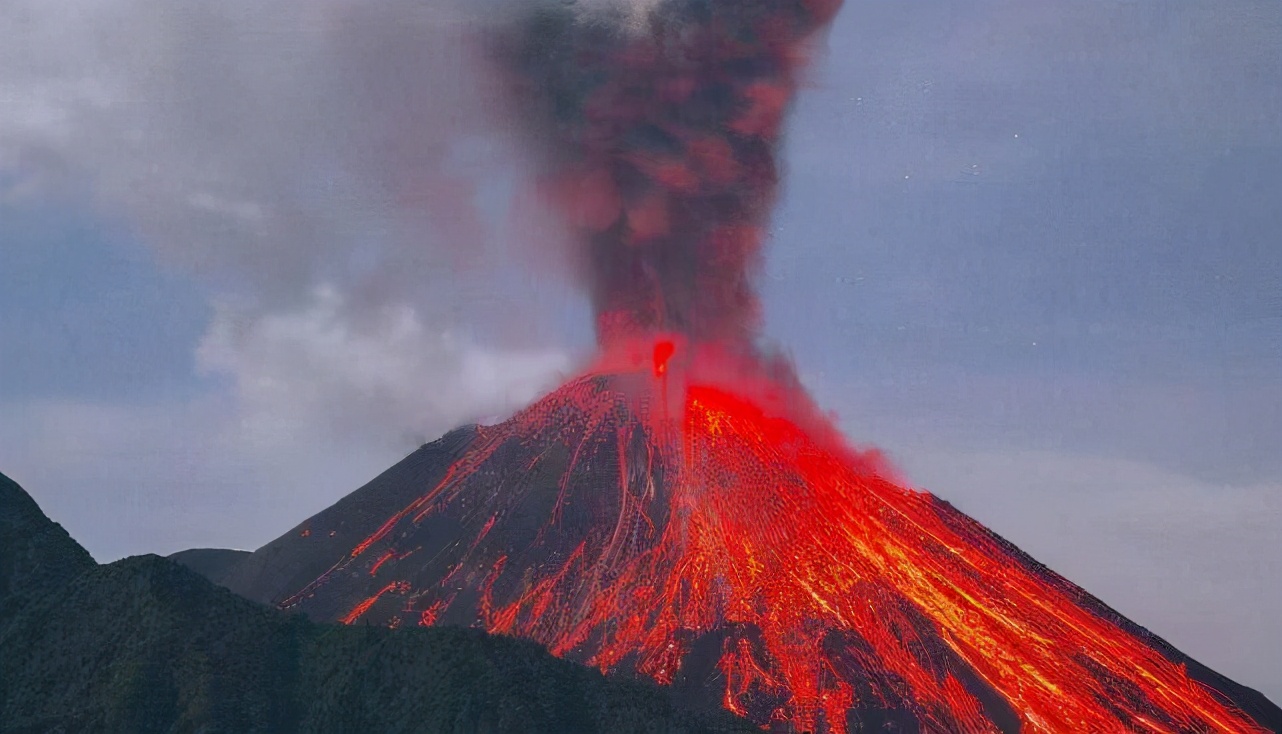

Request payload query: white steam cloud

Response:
[0,0,587,445]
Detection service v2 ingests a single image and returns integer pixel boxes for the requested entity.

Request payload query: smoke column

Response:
[244,4,1281,729]
[496,0,843,349]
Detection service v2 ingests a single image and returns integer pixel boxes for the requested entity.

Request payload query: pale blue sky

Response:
[1,0,1278,702]
[0,201,212,402]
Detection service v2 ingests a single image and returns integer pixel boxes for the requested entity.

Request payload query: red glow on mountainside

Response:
[339,582,405,625]
[654,340,676,376]
[306,344,1265,733]
[268,1,1273,729]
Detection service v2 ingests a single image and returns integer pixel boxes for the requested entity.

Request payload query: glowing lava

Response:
[260,0,1277,730]
[278,343,1267,733]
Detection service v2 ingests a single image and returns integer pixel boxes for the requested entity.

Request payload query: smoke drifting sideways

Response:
[0,0,844,444]
[492,0,844,350]
[0,0,578,445]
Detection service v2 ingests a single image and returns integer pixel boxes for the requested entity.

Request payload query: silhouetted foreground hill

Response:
[169,547,252,586]
[0,472,752,734]
[0,471,95,618]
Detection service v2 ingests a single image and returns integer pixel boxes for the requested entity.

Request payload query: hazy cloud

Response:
[197,286,569,447]
[0,0,578,442]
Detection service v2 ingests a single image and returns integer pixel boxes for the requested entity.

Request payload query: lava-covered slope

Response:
[226,365,1281,734]
[221,425,479,605]
[196,0,1278,728]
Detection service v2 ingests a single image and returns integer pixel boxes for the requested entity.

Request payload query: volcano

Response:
[219,341,1281,734]
[219,1,1279,731]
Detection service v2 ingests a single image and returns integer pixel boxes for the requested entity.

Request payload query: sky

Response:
[1,0,1279,703]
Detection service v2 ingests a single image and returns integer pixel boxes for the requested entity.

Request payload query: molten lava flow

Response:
[287,344,1268,733]
[654,340,676,376]
[265,1,1275,731]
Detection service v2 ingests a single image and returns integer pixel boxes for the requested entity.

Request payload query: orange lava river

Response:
[288,341,1268,733]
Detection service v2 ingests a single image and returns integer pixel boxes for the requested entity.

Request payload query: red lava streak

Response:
[654,340,676,376]
[302,347,1266,733]
[275,0,1274,731]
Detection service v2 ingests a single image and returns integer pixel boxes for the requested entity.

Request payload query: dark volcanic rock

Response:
[222,425,478,606]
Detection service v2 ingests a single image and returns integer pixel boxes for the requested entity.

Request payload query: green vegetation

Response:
[0,472,751,733]
[0,471,95,618]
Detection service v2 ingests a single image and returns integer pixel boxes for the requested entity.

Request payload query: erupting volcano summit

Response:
[221,1,1281,732]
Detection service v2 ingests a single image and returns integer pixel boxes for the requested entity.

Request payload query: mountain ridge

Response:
[0,470,753,734]
[0,470,96,619]
[220,425,479,606]
[206,387,1282,733]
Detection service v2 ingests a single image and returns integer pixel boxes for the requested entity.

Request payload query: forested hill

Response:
[0,470,95,617]
[0,471,751,734]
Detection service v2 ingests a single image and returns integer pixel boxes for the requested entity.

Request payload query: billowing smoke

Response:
[0,0,575,446]
[0,0,844,446]
[494,0,843,347]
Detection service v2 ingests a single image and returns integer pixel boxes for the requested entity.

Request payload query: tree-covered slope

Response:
[1,555,301,733]
[0,471,95,618]
[0,472,750,734]
[0,555,751,733]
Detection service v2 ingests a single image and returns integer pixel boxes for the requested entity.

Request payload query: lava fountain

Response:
[262,1,1276,731]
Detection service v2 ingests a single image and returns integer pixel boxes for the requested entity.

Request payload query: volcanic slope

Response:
[222,368,1282,734]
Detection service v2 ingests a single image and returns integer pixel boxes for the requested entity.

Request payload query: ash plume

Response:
[494,0,843,348]
[0,0,847,446]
